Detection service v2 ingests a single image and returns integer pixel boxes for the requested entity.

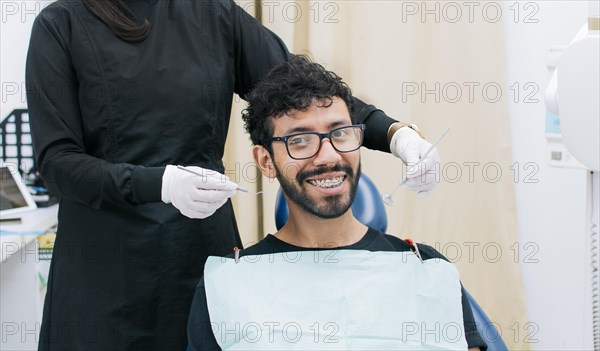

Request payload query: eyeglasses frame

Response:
[261,124,366,160]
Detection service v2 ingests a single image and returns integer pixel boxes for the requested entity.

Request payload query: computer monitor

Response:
[0,166,37,218]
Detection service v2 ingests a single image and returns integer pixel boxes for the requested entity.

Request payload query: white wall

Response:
[1,1,52,118]
[503,1,593,349]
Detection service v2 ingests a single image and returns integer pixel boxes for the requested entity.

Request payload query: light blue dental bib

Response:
[204,250,468,350]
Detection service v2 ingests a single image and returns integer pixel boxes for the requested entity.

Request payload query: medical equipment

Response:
[546,28,599,171]
[382,128,450,206]
[0,109,36,178]
[0,165,37,217]
[545,2,600,348]
[176,165,263,195]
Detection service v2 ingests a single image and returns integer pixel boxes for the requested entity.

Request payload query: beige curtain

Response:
[224,1,529,349]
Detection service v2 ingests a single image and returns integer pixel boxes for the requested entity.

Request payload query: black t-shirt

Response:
[188,227,488,350]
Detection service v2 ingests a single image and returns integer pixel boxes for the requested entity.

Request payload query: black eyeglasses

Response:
[262,124,365,160]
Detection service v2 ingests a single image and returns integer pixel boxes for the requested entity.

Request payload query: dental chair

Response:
[274,174,508,351]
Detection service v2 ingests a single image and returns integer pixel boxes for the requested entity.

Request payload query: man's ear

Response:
[253,145,277,179]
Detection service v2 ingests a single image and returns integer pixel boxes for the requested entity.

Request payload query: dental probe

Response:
[382,127,450,206]
[176,165,263,195]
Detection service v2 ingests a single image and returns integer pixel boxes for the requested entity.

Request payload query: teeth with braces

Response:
[308,176,344,188]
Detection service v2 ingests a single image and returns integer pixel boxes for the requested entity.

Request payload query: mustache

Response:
[296,164,354,183]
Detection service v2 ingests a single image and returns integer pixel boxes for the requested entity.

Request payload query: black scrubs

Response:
[25,0,397,349]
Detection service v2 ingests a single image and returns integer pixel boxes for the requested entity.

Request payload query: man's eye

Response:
[289,136,310,146]
[332,129,349,138]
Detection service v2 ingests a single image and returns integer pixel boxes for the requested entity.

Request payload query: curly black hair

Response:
[242,55,354,147]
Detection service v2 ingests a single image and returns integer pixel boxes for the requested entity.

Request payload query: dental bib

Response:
[203,250,468,350]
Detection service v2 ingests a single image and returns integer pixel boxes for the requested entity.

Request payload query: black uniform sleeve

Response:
[352,98,397,152]
[228,0,397,152]
[188,278,221,351]
[25,4,163,209]
[229,0,290,99]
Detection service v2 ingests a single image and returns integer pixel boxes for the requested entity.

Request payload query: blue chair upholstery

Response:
[464,289,508,351]
[274,173,507,351]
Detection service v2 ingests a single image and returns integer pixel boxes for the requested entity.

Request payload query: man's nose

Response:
[313,138,342,166]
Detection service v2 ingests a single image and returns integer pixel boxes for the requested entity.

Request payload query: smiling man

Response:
[254,96,365,247]
[187,56,487,350]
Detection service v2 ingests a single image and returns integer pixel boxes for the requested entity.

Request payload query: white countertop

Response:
[1,204,59,263]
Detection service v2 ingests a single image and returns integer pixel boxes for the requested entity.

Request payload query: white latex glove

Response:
[161,165,238,219]
[390,127,441,198]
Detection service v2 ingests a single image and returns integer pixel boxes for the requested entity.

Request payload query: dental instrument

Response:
[176,165,263,195]
[382,128,450,206]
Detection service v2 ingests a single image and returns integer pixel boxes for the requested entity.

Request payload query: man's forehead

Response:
[271,98,351,135]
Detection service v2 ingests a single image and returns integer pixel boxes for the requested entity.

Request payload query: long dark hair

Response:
[83,0,151,42]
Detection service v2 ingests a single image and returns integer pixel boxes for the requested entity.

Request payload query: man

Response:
[187,56,487,350]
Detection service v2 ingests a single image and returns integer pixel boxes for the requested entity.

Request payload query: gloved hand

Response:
[390,127,441,198]
[161,165,238,219]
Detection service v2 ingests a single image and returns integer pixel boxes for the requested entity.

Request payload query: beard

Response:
[274,161,361,219]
